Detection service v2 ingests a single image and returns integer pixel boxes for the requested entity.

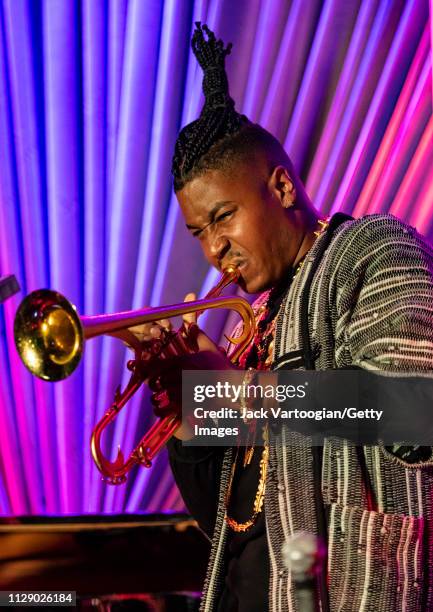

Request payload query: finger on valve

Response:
[128,294,193,347]
[182,292,222,354]
[126,317,172,345]
[183,293,198,327]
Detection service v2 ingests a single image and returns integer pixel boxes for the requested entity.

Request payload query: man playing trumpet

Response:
[136,23,433,612]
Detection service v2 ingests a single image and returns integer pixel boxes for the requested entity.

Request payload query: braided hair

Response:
[172,23,297,193]
[172,22,251,191]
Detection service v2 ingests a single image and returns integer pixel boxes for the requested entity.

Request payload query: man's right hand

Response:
[126,294,201,440]
[145,293,240,440]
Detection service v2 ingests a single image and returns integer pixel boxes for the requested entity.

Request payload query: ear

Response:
[269,166,296,209]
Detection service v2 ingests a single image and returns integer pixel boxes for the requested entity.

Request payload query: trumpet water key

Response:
[14,266,255,483]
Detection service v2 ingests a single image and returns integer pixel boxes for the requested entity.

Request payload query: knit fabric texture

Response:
[200,214,433,612]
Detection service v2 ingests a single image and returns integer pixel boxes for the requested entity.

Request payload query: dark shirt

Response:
[166,273,289,610]
[217,444,269,612]
[167,438,269,611]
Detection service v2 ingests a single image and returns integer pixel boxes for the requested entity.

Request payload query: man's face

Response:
[176,164,302,293]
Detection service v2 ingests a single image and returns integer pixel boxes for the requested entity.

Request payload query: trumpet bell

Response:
[13,269,256,482]
[14,289,83,381]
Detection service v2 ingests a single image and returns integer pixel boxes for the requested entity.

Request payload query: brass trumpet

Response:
[14,266,255,484]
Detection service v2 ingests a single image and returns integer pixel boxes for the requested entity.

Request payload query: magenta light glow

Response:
[0,0,431,515]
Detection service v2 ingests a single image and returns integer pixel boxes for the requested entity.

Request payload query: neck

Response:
[291,207,321,269]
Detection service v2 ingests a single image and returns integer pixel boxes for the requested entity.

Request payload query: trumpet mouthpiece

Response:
[219,264,240,283]
[204,265,240,300]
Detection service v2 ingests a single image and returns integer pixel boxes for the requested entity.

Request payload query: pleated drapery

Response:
[0,0,432,515]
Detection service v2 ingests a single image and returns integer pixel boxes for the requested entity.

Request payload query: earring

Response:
[282,184,295,208]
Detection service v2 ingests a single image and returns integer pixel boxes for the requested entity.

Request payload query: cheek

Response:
[235,211,269,248]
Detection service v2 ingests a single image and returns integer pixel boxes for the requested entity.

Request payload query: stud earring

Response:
[282,184,295,208]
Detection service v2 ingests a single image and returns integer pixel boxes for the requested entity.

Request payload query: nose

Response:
[205,229,230,268]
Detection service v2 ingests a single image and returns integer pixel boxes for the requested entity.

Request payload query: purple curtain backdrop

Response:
[0,0,432,515]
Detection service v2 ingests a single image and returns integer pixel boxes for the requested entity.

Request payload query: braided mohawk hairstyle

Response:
[172,23,250,191]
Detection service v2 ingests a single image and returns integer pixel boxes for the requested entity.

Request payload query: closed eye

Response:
[191,211,233,238]
[215,211,232,222]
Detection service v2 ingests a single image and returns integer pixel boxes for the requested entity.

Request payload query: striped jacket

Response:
[200,214,433,612]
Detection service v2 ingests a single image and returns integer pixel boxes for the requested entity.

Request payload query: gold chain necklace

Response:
[224,424,269,532]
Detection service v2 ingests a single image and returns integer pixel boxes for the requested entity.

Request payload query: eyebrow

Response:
[185,200,234,231]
